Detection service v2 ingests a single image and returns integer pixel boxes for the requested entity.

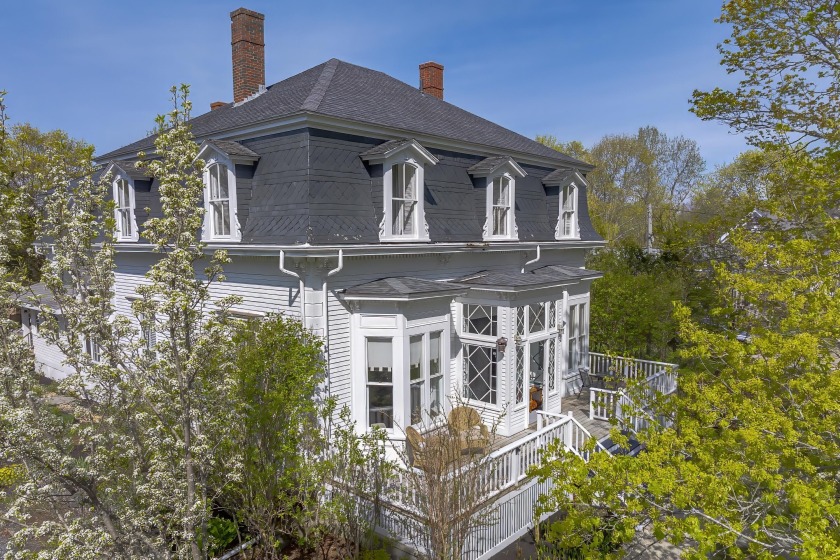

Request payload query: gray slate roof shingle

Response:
[206,139,260,159]
[456,264,602,290]
[343,277,468,298]
[97,59,588,168]
[467,156,514,175]
[541,168,575,185]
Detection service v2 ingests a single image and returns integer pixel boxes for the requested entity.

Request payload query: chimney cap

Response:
[230,7,264,19]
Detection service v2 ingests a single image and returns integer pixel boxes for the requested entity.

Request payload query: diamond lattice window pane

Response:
[464,305,497,337]
[529,303,545,333]
[463,344,496,404]
[548,337,556,392]
[517,306,525,337]
[548,301,556,329]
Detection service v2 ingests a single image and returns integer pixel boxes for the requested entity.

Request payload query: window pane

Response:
[429,331,441,375]
[548,337,556,392]
[463,344,496,404]
[430,375,443,418]
[494,176,509,206]
[493,207,507,236]
[464,304,497,337]
[517,306,525,336]
[530,340,545,387]
[410,335,423,381]
[391,164,403,199]
[529,303,545,333]
[120,209,132,236]
[568,304,578,336]
[210,166,219,199]
[368,386,393,428]
[367,338,392,383]
[404,165,416,200]
[218,165,229,199]
[548,301,556,329]
[410,381,423,425]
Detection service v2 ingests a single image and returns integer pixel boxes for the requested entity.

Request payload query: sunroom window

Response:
[463,304,497,337]
[567,302,589,371]
[463,344,497,405]
[409,331,444,425]
[366,337,394,428]
[515,300,562,403]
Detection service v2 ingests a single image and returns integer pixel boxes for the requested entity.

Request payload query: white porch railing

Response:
[589,352,678,385]
[587,353,678,427]
[379,411,609,560]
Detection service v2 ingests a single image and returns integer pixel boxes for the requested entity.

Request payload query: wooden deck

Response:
[485,389,612,452]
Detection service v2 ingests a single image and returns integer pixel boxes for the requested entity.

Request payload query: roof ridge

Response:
[301,58,340,112]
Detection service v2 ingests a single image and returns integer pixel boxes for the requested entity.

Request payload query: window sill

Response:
[379,236,431,243]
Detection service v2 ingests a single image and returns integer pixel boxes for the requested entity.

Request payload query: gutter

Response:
[278,250,305,320]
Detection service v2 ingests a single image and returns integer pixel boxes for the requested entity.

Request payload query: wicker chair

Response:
[448,406,491,454]
[405,426,446,471]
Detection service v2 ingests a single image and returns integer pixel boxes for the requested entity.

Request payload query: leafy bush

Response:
[0,464,24,488]
[207,516,238,556]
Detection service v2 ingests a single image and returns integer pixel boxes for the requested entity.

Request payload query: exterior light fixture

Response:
[496,337,508,353]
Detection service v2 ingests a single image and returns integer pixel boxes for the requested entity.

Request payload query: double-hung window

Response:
[85,336,102,363]
[366,338,394,428]
[567,302,588,371]
[208,163,232,238]
[361,139,437,242]
[467,156,524,241]
[492,176,512,236]
[409,331,444,425]
[391,163,418,237]
[115,179,133,238]
[560,184,577,238]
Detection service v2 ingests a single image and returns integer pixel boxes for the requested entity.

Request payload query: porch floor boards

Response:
[485,389,612,453]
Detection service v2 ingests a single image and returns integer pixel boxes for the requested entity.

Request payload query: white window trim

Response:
[552,171,586,240]
[112,174,138,242]
[484,172,519,240]
[201,153,242,242]
[405,326,448,427]
[351,310,451,432]
[381,156,431,242]
[458,302,503,410]
[564,295,590,377]
[362,140,438,243]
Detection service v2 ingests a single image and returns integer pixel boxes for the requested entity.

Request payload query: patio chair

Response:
[448,406,490,454]
[405,426,447,471]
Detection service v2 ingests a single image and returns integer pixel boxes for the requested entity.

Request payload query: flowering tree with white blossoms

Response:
[0,86,243,559]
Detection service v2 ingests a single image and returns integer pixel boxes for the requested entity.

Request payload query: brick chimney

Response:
[210,101,226,111]
[230,8,265,104]
[419,61,444,100]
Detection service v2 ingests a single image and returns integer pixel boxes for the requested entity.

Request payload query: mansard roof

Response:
[97,59,588,168]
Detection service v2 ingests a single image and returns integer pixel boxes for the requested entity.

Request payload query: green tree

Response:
[692,0,840,150]
[226,314,328,557]
[0,86,242,559]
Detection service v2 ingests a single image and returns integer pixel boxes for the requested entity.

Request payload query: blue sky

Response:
[1,1,746,167]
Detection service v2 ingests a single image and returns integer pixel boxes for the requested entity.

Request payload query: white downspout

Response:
[322,250,343,438]
[278,250,305,321]
[522,244,542,273]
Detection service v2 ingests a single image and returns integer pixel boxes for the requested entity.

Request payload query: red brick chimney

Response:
[210,101,226,111]
[230,8,265,104]
[419,62,444,100]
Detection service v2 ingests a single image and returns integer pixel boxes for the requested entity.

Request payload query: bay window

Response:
[409,330,444,425]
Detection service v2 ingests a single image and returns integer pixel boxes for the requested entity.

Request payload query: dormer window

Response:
[391,162,418,236]
[207,162,232,238]
[542,168,586,240]
[114,178,135,239]
[105,161,143,242]
[492,175,512,236]
[360,139,438,242]
[467,156,526,241]
[196,139,259,243]
[560,183,577,238]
